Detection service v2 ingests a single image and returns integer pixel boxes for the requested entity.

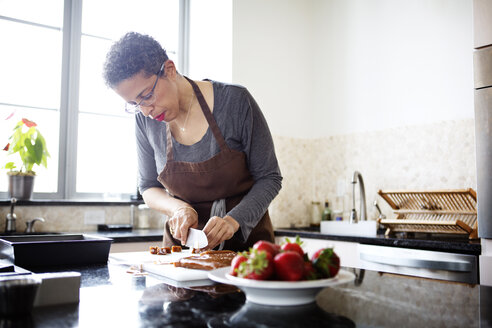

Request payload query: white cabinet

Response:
[110,241,159,253]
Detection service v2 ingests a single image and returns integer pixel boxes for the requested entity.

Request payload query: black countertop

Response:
[92,227,481,255]
[3,258,490,327]
[93,229,164,243]
[10,262,355,328]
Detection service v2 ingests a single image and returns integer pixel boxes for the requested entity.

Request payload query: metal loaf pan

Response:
[0,234,113,268]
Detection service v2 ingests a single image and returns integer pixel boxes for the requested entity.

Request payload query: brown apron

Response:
[157,77,274,251]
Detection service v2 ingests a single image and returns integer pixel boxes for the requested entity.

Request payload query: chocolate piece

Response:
[149,246,159,254]
[174,250,236,270]
[171,246,182,253]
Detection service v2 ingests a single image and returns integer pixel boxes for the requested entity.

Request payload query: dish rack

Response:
[377,189,478,239]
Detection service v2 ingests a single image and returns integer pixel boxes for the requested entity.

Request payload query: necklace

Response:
[177,93,195,132]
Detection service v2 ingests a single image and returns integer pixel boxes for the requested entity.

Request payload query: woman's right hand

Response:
[168,206,198,245]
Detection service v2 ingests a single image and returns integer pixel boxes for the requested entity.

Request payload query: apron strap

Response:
[184,76,228,150]
[165,123,174,162]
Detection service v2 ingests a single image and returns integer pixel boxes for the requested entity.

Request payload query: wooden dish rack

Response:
[377,189,478,239]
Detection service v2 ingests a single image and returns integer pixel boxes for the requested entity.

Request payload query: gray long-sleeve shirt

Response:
[135,80,282,241]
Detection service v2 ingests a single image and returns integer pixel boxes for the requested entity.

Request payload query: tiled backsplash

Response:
[270,118,477,228]
[0,119,476,232]
[0,205,165,233]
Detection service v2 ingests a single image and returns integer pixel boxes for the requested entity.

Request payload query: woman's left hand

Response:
[203,215,239,250]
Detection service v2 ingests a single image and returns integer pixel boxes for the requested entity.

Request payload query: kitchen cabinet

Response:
[475,87,492,239]
[110,241,157,253]
[474,0,492,48]
[474,0,492,288]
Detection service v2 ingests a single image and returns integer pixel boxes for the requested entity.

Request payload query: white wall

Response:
[233,0,474,138]
[233,0,314,138]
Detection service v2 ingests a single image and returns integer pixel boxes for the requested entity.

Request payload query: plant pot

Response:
[8,174,35,200]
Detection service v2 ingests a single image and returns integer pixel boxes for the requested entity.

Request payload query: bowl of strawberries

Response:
[208,237,355,306]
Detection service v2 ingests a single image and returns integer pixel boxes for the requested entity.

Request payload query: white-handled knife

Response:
[184,228,208,249]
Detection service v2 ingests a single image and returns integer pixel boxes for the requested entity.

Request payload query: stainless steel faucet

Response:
[350,171,367,224]
[25,217,45,233]
[373,200,386,220]
[5,198,17,233]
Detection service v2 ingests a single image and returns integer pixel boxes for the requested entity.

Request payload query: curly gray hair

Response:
[103,32,169,88]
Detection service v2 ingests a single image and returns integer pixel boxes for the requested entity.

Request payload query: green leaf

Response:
[33,136,44,164]
[4,162,16,170]
[41,156,47,168]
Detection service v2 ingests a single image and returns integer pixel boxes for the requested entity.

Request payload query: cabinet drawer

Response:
[474,47,492,88]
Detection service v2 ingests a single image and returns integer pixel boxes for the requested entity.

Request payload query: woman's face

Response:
[115,69,180,122]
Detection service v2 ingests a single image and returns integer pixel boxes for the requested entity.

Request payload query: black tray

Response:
[0,234,113,268]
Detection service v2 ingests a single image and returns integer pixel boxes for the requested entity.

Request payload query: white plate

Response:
[208,267,355,306]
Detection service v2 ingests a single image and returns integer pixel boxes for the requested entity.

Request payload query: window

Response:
[0,0,64,195]
[76,0,180,196]
[1,0,232,200]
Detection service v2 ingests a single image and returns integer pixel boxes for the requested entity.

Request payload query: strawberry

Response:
[311,248,340,278]
[229,252,248,276]
[273,251,305,281]
[237,249,274,280]
[252,240,280,258]
[303,260,319,280]
[281,236,306,258]
[281,242,304,258]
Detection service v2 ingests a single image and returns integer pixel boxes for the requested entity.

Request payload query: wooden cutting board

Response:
[109,251,214,282]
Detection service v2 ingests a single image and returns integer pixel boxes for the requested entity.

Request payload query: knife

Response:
[184,228,208,249]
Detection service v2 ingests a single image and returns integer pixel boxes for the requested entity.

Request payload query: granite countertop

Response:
[91,227,481,255]
[92,228,164,243]
[12,262,355,328]
[3,256,489,327]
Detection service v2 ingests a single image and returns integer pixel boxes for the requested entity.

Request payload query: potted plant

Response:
[2,118,50,200]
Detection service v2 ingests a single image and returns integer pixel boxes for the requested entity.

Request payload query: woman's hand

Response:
[168,206,198,245]
[203,215,239,250]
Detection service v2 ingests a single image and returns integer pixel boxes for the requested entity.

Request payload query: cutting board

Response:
[109,251,214,282]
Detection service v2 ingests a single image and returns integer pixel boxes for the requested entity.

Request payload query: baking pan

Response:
[0,234,113,268]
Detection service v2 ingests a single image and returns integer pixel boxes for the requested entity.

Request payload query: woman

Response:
[103,32,282,251]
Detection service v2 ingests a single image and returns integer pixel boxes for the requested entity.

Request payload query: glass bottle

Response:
[321,201,332,221]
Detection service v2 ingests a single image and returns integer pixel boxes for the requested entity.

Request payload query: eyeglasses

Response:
[125,62,165,114]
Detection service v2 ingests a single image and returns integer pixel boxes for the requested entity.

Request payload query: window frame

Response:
[0,0,190,200]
